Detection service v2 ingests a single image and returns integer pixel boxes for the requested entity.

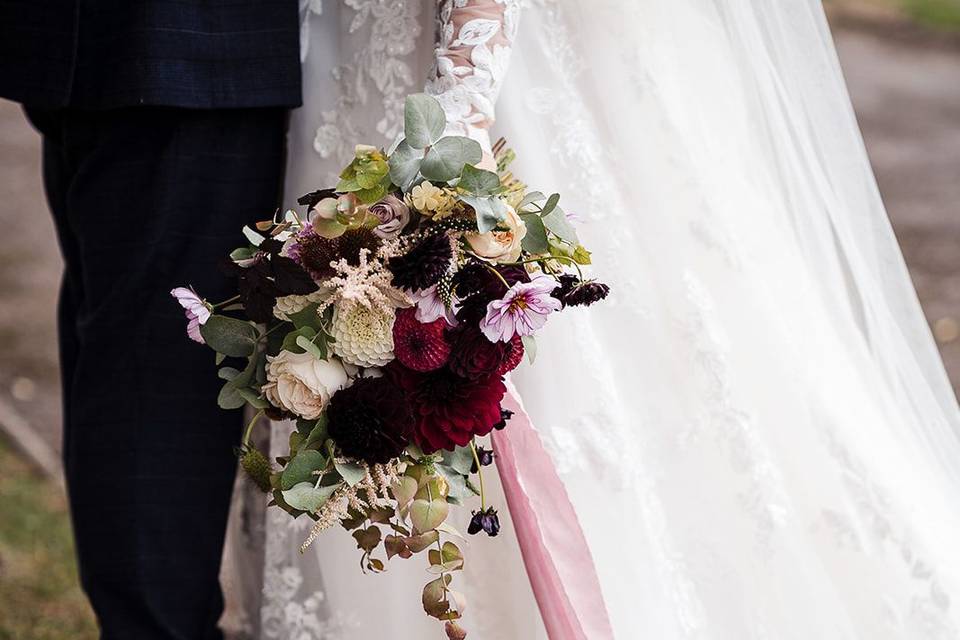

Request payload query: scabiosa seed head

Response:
[387,232,453,292]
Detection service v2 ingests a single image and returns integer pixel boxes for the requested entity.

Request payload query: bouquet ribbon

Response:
[493,382,615,640]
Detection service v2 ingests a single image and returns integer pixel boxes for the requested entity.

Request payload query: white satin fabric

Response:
[240,1,960,638]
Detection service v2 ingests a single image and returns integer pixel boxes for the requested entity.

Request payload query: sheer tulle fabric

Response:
[228,1,960,638]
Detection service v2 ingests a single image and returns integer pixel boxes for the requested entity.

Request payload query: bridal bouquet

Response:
[172,94,608,637]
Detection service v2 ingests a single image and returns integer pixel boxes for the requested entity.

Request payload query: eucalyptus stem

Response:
[469,440,486,509]
[242,409,265,447]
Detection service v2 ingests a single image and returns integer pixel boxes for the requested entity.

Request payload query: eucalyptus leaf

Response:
[230,351,261,390]
[517,190,546,211]
[217,381,246,410]
[229,247,256,261]
[410,496,449,534]
[461,195,508,234]
[458,164,501,196]
[388,140,425,190]
[236,387,269,409]
[217,367,241,381]
[289,303,322,330]
[421,136,482,182]
[542,205,579,244]
[404,94,447,149]
[302,416,329,449]
[441,446,475,476]
[296,334,327,360]
[282,326,316,354]
[200,315,258,358]
[541,193,561,217]
[334,461,367,487]
[281,449,327,490]
[281,481,338,513]
[520,214,549,254]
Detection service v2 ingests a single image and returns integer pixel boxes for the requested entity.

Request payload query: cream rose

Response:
[465,204,527,264]
[263,350,348,419]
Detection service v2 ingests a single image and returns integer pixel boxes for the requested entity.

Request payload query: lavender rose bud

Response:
[370,194,410,239]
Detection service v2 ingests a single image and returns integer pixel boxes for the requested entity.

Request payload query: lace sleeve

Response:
[425,0,521,153]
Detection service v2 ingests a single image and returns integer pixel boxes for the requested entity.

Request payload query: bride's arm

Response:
[425,0,521,161]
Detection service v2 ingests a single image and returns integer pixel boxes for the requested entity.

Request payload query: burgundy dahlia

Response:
[388,364,505,453]
[326,377,414,464]
[387,232,452,292]
[448,326,523,380]
[393,308,451,372]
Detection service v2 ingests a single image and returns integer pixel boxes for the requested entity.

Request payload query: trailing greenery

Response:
[0,436,96,640]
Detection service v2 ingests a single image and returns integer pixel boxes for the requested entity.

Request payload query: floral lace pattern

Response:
[425,0,521,151]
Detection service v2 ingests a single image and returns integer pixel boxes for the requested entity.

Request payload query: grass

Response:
[0,435,97,640]
[903,0,960,28]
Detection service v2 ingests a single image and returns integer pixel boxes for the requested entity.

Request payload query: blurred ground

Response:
[0,434,97,638]
[0,9,957,639]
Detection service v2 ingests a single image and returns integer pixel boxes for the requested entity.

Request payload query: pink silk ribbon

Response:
[492,385,615,640]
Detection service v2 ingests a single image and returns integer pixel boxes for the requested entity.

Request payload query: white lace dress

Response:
[222,1,960,638]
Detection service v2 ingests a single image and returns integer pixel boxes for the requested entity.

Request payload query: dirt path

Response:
[0,22,958,458]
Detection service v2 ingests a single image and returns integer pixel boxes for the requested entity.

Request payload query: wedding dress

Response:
[228,1,960,638]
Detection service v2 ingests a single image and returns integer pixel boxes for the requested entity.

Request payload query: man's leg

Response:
[30,107,287,640]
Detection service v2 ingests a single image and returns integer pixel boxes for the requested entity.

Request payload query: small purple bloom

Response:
[470,446,495,473]
[468,507,501,537]
[171,287,210,344]
[480,275,561,342]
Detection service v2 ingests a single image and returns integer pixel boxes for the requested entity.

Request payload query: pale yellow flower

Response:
[409,181,444,212]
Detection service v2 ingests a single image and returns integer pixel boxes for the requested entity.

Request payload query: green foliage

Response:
[520,213,549,254]
[281,449,327,490]
[421,136,483,182]
[337,145,391,203]
[200,315,258,357]
[460,194,508,233]
[388,140,425,190]
[458,164,502,196]
[334,460,367,487]
[281,481,339,513]
[404,94,447,149]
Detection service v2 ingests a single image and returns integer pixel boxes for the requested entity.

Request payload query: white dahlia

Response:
[329,303,395,368]
[273,288,330,321]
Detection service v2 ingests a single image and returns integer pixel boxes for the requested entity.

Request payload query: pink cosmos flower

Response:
[480,276,561,342]
[171,287,211,344]
[408,285,458,326]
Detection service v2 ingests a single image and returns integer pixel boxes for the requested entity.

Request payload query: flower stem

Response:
[212,295,241,310]
[469,440,486,509]
[243,409,265,447]
[513,256,584,281]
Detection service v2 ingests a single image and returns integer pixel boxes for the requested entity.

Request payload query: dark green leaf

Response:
[520,214,549,254]
[289,304,322,330]
[542,205,578,244]
[281,449,327,490]
[217,381,246,410]
[541,193,561,217]
[281,481,338,513]
[335,460,367,487]
[200,315,258,358]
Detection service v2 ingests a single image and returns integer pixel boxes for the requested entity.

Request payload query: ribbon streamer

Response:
[492,384,615,640]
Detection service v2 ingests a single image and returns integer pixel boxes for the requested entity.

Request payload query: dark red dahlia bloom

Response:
[327,376,414,464]
[387,364,505,453]
[448,326,523,379]
[393,308,451,372]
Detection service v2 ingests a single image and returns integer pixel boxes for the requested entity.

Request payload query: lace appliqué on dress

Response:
[425,0,521,151]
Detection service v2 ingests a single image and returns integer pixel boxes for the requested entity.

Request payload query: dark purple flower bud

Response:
[492,408,514,431]
[560,279,610,308]
[468,507,501,537]
[470,446,495,473]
